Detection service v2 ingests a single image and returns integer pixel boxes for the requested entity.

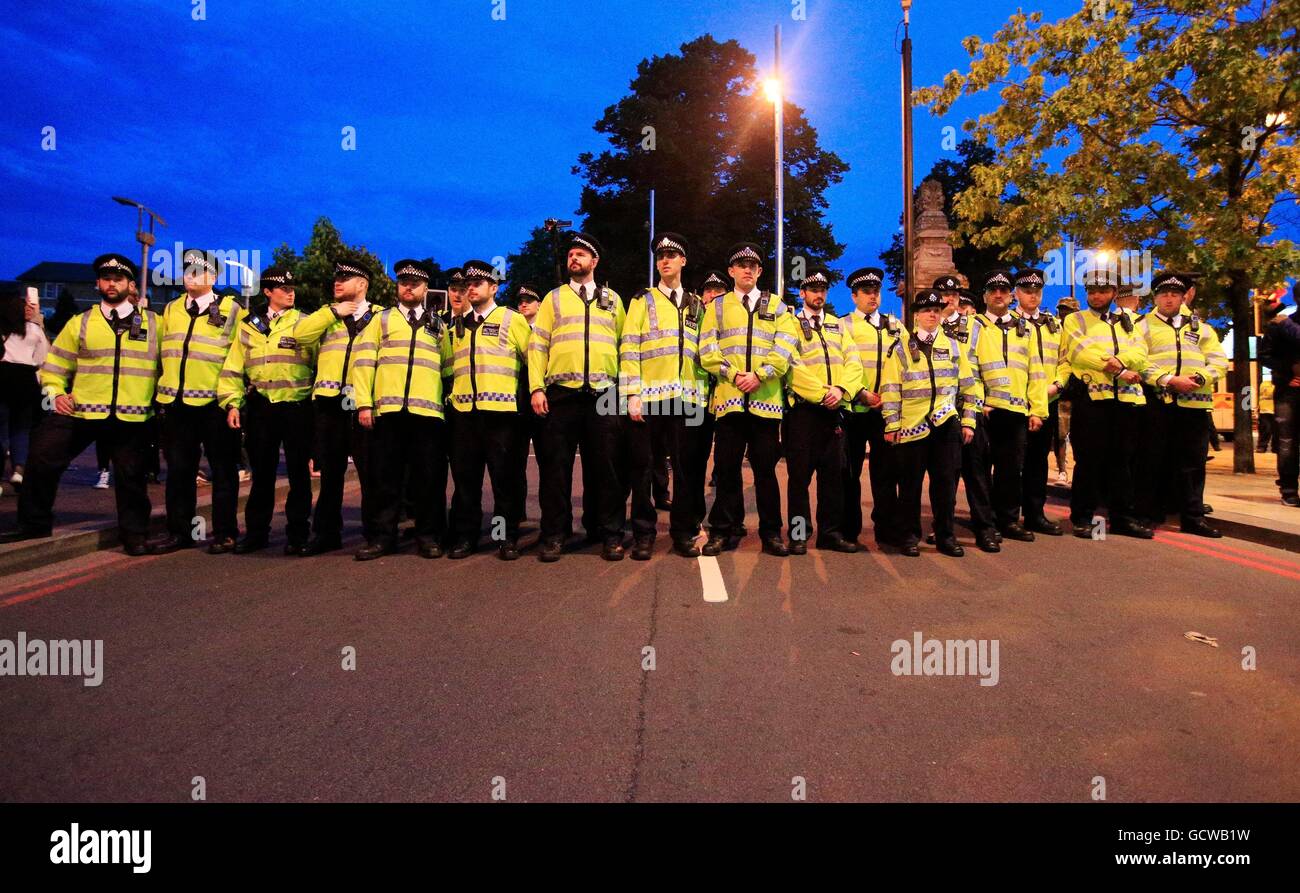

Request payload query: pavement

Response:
[2,450,1299,802]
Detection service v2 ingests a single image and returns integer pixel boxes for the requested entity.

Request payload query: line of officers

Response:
[0,236,1228,561]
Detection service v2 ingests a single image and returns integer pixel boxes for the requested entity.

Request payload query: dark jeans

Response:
[894,416,961,547]
[19,414,152,545]
[783,403,845,542]
[449,408,525,543]
[1022,400,1059,522]
[538,386,622,540]
[243,392,313,543]
[369,410,445,545]
[1070,395,1141,525]
[707,412,782,539]
[311,394,373,541]
[161,401,240,541]
[843,409,899,543]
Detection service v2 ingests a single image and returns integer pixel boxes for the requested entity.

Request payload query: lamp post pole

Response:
[901,1,914,323]
[774,24,785,300]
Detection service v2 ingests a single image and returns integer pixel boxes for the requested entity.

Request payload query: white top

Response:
[187,292,216,313]
[352,298,371,321]
[1,321,49,367]
[737,288,762,311]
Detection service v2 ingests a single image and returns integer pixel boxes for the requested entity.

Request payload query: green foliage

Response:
[270,217,399,312]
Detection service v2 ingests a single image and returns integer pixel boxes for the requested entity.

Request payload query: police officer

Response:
[218,265,317,554]
[961,269,1048,552]
[698,243,799,557]
[506,282,543,528]
[149,249,245,554]
[446,260,532,560]
[621,233,714,558]
[881,289,979,557]
[783,267,861,554]
[1261,288,1300,506]
[1059,269,1153,538]
[842,267,902,548]
[1,254,161,553]
[1015,268,1066,535]
[293,257,381,554]
[350,259,452,560]
[935,275,970,346]
[698,270,727,492]
[1136,272,1227,536]
[958,288,979,316]
[528,232,627,562]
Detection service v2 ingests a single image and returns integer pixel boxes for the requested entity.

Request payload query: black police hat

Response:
[260,264,296,288]
[392,259,431,281]
[93,253,138,281]
[517,283,541,302]
[959,288,977,307]
[699,270,729,291]
[652,232,688,257]
[568,232,603,260]
[445,267,465,285]
[1151,271,1192,294]
[727,243,765,266]
[982,269,1014,291]
[933,274,962,292]
[799,267,831,289]
[182,248,222,278]
[461,259,499,282]
[333,255,372,282]
[848,267,884,291]
[912,289,945,311]
[1014,268,1046,290]
[1081,267,1118,289]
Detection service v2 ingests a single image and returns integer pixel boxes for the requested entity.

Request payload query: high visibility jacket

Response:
[1018,310,1066,403]
[349,308,452,419]
[40,306,161,422]
[218,309,316,409]
[880,329,980,443]
[156,295,244,406]
[618,286,711,407]
[967,313,1049,419]
[1138,313,1228,410]
[941,312,972,351]
[843,310,902,412]
[785,310,862,407]
[528,283,625,393]
[294,304,381,401]
[1060,307,1148,404]
[698,291,798,420]
[1260,380,1275,414]
[448,304,531,412]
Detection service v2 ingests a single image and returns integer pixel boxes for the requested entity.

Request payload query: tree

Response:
[918,0,1300,472]
[504,225,564,306]
[880,139,1038,286]
[271,217,398,312]
[505,35,848,299]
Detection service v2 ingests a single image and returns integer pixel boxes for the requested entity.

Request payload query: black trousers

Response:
[964,407,1028,531]
[369,410,445,545]
[628,405,711,542]
[243,392,313,543]
[843,409,898,542]
[1277,383,1299,498]
[449,408,524,543]
[161,401,239,540]
[538,386,622,540]
[1137,400,1211,524]
[19,415,152,544]
[1022,399,1058,523]
[707,411,782,539]
[894,416,961,547]
[649,414,672,505]
[311,394,373,541]
[1069,396,1140,525]
[783,403,846,542]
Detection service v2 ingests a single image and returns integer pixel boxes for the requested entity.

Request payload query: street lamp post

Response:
[112,196,166,304]
[901,1,914,323]
[767,25,785,300]
[543,218,572,288]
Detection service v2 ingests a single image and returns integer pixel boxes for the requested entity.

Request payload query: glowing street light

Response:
[764,78,782,103]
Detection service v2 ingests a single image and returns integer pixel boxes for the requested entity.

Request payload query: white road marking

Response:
[699,555,728,603]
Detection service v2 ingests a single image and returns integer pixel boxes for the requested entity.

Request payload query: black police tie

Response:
[187,301,201,318]
[465,313,480,332]
[579,285,589,302]
[408,309,417,326]
[813,316,822,331]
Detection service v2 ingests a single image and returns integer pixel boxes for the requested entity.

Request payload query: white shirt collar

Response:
[916,327,937,343]
[800,307,824,323]
[401,303,425,321]
[570,280,595,297]
[351,298,370,321]
[187,292,215,313]
[737,288,761,310]
[992,312,1014,324]
[656,282,684,304]
[1156,310,1179,324]
[100,300,132,320]
[470,301,497,323]
[942,310,961,325]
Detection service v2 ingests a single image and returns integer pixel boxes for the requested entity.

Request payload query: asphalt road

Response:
[2,470,1298,803]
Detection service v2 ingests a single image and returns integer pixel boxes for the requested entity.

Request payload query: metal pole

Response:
[774,24,785,300]
[649,188,656,288]
[901,4,914,324]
